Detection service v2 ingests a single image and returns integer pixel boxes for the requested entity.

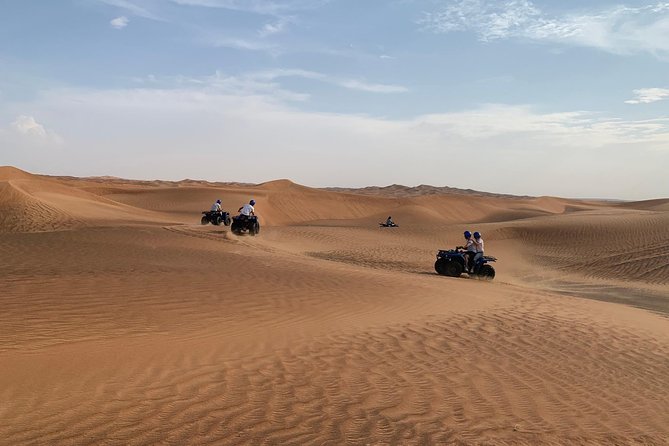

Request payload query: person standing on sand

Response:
[473,231,484,267]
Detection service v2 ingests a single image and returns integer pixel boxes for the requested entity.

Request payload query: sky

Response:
[1,0,668,199]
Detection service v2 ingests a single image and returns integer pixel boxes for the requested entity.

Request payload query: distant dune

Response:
[617,198,669,212]
[1,166,668,445]
[325,183,534,199]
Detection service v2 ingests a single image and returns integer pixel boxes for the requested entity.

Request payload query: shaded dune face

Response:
[1,166,668,445]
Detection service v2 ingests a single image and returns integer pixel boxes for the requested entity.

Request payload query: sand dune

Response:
[1,167,668,445]
[618,198,669,212]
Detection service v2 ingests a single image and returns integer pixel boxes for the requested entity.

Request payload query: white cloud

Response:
[421,1,669,58]
[206,36,280,52]
[12,115,47,137]
[110,16,129,29]
[258,16,294,37]
[625,88,669,104]
[336,79,408,93]
[5,86,668,199]
[6,115,63,145]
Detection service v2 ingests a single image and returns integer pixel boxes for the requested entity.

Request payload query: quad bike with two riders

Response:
[434,247,497,279]
[230,215,260,236]
[201,210,231,226]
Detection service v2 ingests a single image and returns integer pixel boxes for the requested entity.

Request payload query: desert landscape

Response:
[0,165,667,444]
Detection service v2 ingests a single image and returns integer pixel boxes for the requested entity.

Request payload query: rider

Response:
[472,231,485,267]
[238,199,256,220]
[386,216,394,226]
[461,230,477,272]
[211,199,222,212]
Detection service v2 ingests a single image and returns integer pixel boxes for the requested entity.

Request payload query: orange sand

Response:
[1,166,668,444]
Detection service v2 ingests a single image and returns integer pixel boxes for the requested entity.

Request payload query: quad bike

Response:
[201,210,231,226]
[434,247,496,279]
[230,215,260,236]
[379,222,399,228]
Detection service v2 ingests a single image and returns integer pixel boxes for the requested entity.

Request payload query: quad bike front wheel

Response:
[435,259,448,275]
[224,215,232,226]
[201,216,208,225]
[444,261,463,277]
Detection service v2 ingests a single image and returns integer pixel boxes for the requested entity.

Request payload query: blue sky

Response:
[1,0,668,199]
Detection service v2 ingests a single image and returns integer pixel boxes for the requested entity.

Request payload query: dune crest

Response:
[0,166,36,181]
[1,167,668,444]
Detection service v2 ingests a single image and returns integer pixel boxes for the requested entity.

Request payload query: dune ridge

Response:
[1,166,668,444]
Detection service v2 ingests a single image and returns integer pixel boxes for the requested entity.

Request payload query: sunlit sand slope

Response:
[1,167,667,445]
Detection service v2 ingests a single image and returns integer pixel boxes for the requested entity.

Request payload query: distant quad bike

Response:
[230,215,260,236]
[434,248,497,279]
[379,222,399,228]
[201,210,231,226]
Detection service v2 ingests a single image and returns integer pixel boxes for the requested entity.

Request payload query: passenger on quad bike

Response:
[434,246,496,279]
[460,230,477,272]
[473,231,484,265]
[380,216,398,227]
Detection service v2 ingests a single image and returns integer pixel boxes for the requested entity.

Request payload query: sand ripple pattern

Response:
[2,306,668,445]
[497,212,669,285]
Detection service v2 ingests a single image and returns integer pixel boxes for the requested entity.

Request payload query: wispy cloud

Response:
[170,0,330,15]
[98,0,164,21]
[420,1,669,58]
[625,88,669,104]
[208,37,279,52]
[337,79,408,93]
[249,69,409,94]
[135,69,408,98]
[110,16,129,29]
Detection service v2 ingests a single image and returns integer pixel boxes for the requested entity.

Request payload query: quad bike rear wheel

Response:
[224,215,232,226]
[478,265,495,280]
[201,216,208,225]
[249,222,260,236]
